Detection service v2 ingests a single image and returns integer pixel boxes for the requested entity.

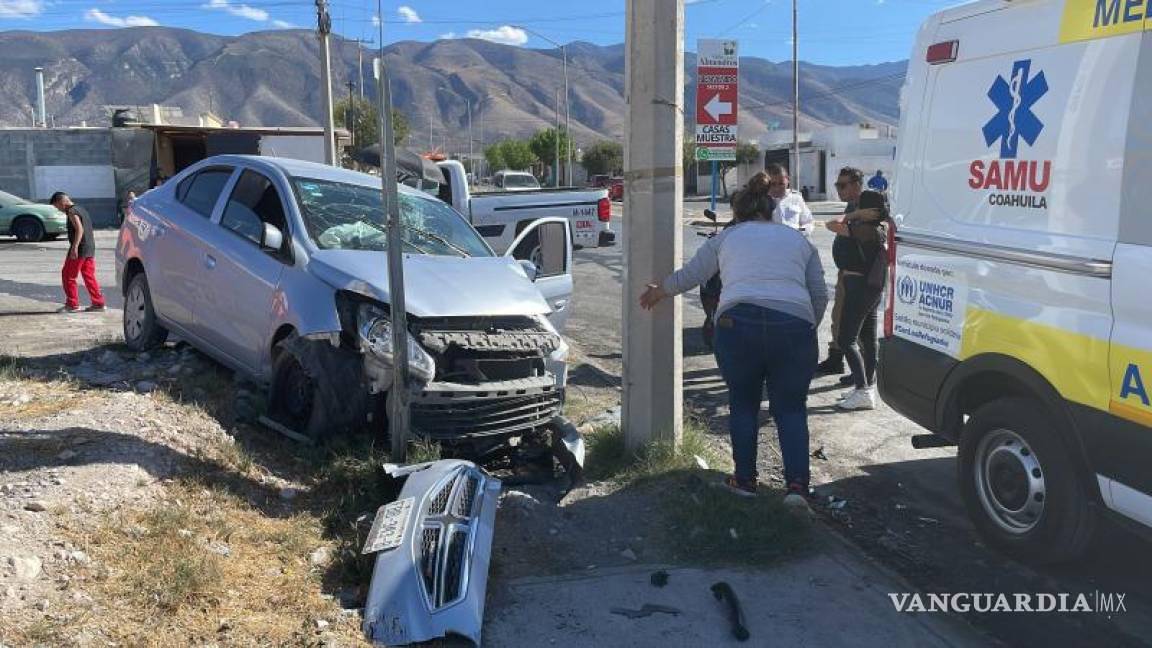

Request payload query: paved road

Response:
[571,202,1152,647]
[0,231,122,357]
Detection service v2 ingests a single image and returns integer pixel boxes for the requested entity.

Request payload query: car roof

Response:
[196,155,425,198]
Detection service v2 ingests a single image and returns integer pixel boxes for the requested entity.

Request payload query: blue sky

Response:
[0,0,959,65]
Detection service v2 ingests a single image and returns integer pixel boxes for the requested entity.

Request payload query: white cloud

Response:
[84,8,159,28]
[272,19,295,29]
[203,0,269,23]
[397,6,421,24]
[439,32,458,40]
[372,14,381,28]
[465,25,528,46]
[0,0,44,18]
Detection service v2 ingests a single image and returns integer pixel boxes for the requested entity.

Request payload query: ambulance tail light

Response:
[597,197,611,222]
[883,224,897,339]
[926,40,959,65]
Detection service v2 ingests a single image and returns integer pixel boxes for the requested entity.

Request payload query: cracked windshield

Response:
[292,178,491,257]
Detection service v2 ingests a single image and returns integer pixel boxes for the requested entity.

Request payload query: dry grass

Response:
[0,369,92,421]
[584,415,732,483]
[51,481,367,646]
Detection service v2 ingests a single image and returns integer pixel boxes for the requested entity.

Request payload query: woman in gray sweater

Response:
[640,182,828,507]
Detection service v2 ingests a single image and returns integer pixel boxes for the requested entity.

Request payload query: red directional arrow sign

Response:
[696,39,738,161]
[696,68,738,126]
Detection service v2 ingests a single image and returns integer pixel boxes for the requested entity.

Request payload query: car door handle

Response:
[204,254,216,270]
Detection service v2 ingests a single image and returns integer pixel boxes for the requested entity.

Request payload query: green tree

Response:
[528,128,574,181]
[581,140,624,176]
[495,139,538,171]
[484,143,505,174]
[334,97,410,149]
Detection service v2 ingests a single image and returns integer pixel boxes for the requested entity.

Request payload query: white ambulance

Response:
[880,0,1152,562]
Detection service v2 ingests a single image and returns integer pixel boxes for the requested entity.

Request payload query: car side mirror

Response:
[518,259,539,282]
[261,223,284,251]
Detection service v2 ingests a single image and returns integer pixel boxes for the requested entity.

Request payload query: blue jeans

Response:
[713,303,818,486]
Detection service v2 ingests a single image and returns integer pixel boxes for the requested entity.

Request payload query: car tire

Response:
[268,339,328,443]
[12,217,45,243]
[123,272,169,351]
[957,397,1096,564]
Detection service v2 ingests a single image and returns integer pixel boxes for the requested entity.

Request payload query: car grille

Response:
[412,384,563,439]
[417,467,487,610]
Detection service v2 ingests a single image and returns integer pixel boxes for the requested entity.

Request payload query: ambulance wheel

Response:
[958,397,1096,564]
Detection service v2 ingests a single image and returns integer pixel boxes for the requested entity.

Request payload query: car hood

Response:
[308,250,552,317]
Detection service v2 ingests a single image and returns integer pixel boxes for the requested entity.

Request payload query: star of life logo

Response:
[982,59,1048,159]
[968,59,1052,210]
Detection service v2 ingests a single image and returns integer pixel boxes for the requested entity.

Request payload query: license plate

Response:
[362,497,414,555]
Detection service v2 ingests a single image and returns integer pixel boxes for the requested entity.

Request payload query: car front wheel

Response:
[124,272,169,351]
[12,217,45,243]
[958,397,1096,563]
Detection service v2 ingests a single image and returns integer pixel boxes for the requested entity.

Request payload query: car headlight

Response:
[357,303,436,382]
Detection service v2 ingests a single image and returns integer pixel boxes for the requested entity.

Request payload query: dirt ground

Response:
[0,334,812,646]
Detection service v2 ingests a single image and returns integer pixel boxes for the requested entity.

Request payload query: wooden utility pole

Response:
[374,3,411,461]
[622,0,684,450]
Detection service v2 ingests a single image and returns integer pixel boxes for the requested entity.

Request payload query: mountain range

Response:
[0,27,906,149]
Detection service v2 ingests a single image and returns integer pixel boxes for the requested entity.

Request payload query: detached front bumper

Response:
[362,459,501,646]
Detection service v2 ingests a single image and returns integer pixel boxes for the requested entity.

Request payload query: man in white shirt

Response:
[766,163,813,236]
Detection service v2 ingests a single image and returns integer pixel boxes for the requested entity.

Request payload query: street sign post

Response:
[696,38,738,210]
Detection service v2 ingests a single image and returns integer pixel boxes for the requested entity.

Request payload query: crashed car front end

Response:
[362,460,501,646]
[338,292,569,450]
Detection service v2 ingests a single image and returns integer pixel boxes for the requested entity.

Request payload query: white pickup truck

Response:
[434,160,615,253]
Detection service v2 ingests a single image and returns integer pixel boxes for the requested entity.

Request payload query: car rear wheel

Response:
[958,397,1096,563]
[123,273,168,351]
[12,217,44,243]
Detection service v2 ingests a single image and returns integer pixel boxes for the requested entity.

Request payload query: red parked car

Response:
[608,177,624,201]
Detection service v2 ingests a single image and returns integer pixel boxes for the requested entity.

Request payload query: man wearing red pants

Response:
[51,191,105,313]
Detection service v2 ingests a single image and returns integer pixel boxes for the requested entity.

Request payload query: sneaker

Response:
[58,305,82,314]
[84,305,107,312]
[837,388,877,411]
[783,482,814,510]
[816,356,846,376]
[722,475,758,497]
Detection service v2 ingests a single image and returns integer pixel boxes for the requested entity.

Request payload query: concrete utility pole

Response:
[623,0,684,450]
[346,80,356,150]
[351,38,372,102]
[554,87,561,187]
[316,0,337,165]
[564,51,571,185]
[792,0,800,187]
[34,67,46,128]
[514,26,571,185]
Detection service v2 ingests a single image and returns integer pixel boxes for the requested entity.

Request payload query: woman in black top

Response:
[825,190,889,410]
